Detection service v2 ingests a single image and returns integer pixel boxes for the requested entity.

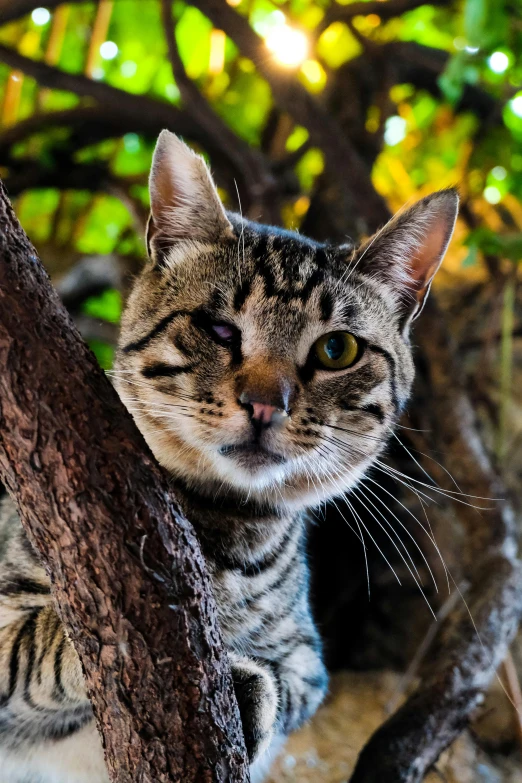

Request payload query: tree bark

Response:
[0,182,249,782]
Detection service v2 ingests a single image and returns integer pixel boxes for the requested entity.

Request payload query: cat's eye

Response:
[209,322,239,344]
[314,331,360,370]
[212,323,234,340]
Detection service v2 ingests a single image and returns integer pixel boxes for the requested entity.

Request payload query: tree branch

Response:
[0,44,197,134]
[0,0,66,24]
[319,0,452,34]
[0,106,167,156]
[188,0,389,233]
[349,297,522,782]
[159,0,278,220]
[0,183,249,782]
[0,43,274,215]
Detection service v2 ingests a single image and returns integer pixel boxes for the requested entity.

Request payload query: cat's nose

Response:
[235,361,297,428]
[239,394,289,427]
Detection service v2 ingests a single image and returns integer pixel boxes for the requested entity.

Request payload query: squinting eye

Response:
[211,323,236,342]
[314,331,360,370]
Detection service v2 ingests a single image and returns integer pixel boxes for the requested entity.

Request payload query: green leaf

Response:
[82,289,122,324]
[89,340,115,370]
[464,0,488,48]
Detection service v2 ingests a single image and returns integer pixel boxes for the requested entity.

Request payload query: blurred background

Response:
[1,1,522,781]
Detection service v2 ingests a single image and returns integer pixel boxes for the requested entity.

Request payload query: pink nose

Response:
[251,402,277,424]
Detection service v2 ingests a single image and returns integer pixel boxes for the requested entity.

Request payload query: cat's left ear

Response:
[355,189,459,326]
[147,130,234,266]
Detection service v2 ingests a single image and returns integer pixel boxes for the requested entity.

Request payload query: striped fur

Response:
[0,131,458,782]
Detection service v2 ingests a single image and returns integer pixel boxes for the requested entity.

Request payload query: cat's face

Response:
[115,132,458,510]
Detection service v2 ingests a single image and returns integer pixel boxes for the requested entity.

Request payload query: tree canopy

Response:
[0,0,520,370]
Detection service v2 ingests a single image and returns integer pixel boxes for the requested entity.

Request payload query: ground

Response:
[267,670,522,783]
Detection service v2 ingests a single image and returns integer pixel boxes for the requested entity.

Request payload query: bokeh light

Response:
[488,51,509,73]
[209,29,226,75]
[100,41,119,61]
[511,95,522,117]
[384,116,407,146]
[266,25,308,68]
[121,61,137,78]
[484,185,502,204]
[31,7,51,26]
[491,166,507,180]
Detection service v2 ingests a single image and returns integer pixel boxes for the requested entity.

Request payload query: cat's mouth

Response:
[219,443,286,470]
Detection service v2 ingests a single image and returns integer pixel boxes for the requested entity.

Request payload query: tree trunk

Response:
[0,182,249,782]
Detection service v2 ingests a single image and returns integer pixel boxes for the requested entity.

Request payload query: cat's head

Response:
[115,131,458,510]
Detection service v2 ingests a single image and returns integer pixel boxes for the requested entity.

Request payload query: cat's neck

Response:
[169,474,302,569]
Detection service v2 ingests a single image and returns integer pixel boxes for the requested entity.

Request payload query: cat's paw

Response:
[231,657,279,762]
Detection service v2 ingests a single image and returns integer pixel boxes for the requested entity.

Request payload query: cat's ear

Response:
[147,130,234,265]
[354,189,459,325]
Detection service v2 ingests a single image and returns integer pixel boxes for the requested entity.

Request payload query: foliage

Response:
[0,0,521,358]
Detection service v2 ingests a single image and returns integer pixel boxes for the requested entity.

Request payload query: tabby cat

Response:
[0,130,458,783]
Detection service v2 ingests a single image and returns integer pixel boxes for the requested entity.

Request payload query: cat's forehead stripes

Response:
[121,228,364,360]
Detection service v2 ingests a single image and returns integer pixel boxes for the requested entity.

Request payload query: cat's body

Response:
[0,131,458,782]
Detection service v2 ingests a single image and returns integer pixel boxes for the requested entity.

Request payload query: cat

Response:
[0,129,458,783]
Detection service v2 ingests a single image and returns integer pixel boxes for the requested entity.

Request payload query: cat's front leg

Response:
[271,638,328,735]
[229,653,279,762]
[229,639,327,763]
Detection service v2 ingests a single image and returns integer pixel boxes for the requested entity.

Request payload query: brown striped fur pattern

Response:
[0,131,458,782]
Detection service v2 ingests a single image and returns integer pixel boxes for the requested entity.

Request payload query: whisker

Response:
[351,486,436,619]
[344,496,371,600]
[356,485,422,592]
[361,481,438,591]
[393,433,463,492]
[344,493,402,589]
[375,460,495,508]
[327,423,384,443]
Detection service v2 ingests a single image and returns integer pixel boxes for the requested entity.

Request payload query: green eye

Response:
[314,332,360,370]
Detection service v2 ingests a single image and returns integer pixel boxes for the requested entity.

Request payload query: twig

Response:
[501,651,522,751]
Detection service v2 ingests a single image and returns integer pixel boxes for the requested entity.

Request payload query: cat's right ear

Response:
[147,130,234,267]
[353,189,459,328]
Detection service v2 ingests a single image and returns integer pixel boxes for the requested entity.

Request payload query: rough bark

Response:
[0,183,249,782]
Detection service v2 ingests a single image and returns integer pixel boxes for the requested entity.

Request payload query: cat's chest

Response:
[207,522,306,646]
[211,564,301,649]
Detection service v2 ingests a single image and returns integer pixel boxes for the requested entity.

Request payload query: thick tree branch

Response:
[0,184,249,782]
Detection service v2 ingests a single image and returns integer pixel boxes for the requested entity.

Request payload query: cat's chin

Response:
[135,416,373,509]
[212,451,289,492]
[219,442,286,469]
